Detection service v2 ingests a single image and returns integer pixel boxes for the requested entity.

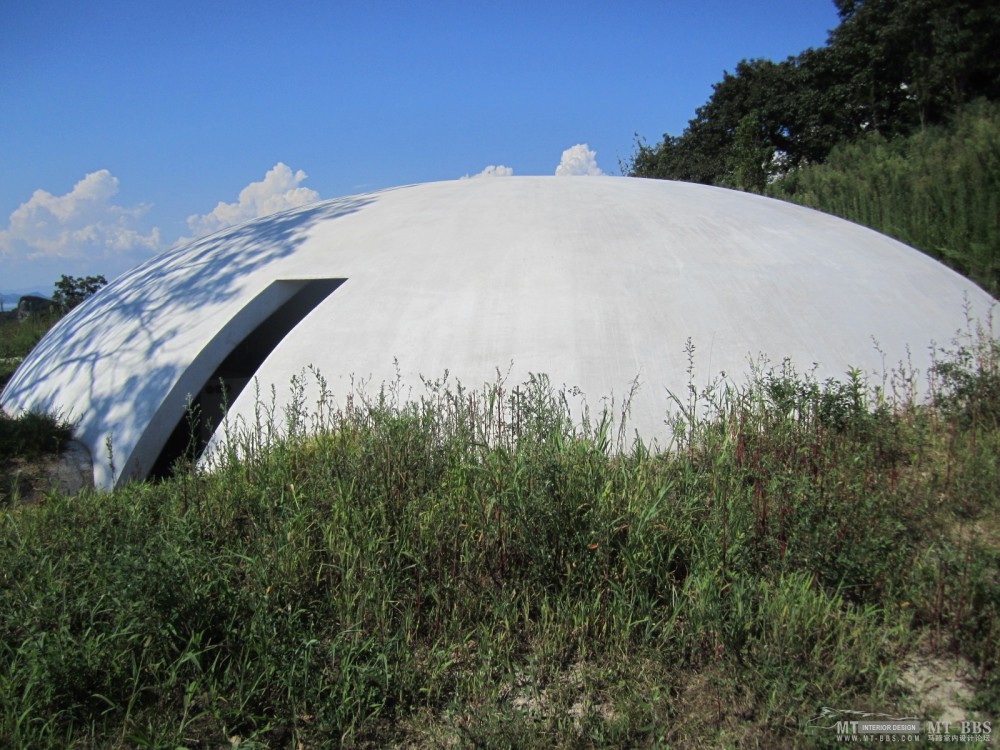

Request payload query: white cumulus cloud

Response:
[555,144,604,176]
[186,162,320,238]
[0,169,162,260]
[461,164,514,179]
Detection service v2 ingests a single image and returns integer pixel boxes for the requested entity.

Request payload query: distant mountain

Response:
[0,291,48,309]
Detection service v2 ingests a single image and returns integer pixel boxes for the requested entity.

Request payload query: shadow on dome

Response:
[2,194,377,487]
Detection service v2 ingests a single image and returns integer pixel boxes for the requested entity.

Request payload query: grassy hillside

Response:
[768,100,1000,298]
[1,335,998,747]
[1,314,73,502]
[0,312,60,390]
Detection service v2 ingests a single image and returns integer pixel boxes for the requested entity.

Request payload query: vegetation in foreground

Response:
[0,328,998,749]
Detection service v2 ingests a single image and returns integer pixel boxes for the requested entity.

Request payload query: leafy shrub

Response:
[931,332,1000,428]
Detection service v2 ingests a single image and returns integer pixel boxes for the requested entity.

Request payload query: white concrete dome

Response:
[3,176,995,489]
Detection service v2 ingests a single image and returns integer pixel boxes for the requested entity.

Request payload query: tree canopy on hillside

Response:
[52,274,107,312]
[628,0,1000,189]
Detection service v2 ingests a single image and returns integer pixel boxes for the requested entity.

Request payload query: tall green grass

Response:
[0,338,998,748]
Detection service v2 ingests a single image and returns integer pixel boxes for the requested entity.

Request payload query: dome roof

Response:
[3,176,994,489]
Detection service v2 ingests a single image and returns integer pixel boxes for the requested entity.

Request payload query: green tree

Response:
[724,113,773,193]
[628,56,845,185]
[828,0,1000,133]
[628,0,1000,184]
[626,60,796,186]
[52,274,107,311]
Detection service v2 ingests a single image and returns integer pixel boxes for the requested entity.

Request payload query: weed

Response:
[0,336,997,746]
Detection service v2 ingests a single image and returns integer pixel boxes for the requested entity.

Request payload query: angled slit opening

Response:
[147,278,344,480]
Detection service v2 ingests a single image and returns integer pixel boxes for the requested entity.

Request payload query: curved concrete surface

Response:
[2,177,995,488]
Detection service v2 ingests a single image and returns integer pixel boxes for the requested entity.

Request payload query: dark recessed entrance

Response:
[148,278,344,479]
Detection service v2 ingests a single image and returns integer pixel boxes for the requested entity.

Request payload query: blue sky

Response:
[0,0,841,295]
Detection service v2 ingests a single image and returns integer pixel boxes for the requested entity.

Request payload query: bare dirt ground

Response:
[2,440,92,504]
[901,652,982,724]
